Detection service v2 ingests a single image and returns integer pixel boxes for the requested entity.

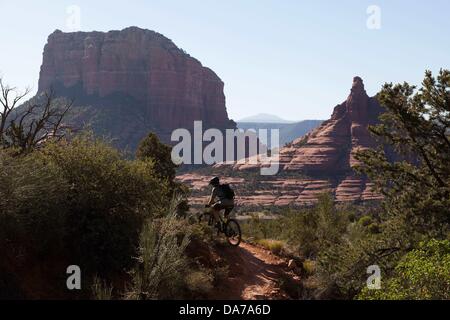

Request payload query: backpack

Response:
[220,184,235,200]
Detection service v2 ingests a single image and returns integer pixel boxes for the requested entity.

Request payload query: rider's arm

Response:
[207,187,217,206]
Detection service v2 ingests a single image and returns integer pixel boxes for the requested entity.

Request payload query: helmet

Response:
[209,177,220,186]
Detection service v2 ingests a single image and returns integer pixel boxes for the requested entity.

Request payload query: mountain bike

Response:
[199,205,242,247]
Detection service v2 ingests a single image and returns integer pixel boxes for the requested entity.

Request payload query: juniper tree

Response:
[356,69,450,241]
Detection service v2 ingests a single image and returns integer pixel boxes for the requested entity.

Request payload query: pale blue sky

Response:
[1,0,449,121]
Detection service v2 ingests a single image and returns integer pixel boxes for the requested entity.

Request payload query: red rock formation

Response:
[226,76,383,174]
[179,77,385,206]
[38,27,235,149]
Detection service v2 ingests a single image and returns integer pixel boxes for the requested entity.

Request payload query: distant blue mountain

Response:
[237,119,323,147]
[238,113,295,124]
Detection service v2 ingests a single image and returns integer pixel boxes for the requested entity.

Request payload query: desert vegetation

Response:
[242,70,450,299]
[1,70,449,300]
[0,80,221,299]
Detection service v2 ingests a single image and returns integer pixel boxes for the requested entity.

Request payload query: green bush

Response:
[136,132,177,182]
[358,215,372,227]
[241,194,350,259]
[302,259,316,276]
[0,149,69,255]
[283,194,349,258]
[40,136,170,276]
[358,239,450,300]
[0,135,173,297]
[126,198,192,300]
[241,214,283,242]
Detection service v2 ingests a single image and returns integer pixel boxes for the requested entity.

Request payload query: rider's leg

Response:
[211,207,221,223]
[211,202,223,223]
[224,207,233,220]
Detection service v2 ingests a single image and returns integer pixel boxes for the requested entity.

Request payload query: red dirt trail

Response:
[210,242,302,300]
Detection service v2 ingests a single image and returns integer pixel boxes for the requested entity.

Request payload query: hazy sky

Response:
[1,0,449,121]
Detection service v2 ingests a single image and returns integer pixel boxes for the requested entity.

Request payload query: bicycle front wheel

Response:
[224,219,242,246]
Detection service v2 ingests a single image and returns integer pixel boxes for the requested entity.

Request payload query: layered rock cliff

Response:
[178,77,385,205]
[37,27,235,150]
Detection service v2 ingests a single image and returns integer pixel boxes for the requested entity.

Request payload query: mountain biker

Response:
[206,177,235,229]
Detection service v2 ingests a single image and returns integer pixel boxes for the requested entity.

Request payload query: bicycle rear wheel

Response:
[224,219,241,246]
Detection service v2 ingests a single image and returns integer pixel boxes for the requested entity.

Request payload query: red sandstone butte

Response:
[38,27,235,149]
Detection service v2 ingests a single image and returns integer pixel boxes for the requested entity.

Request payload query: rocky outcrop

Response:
[37,27,235,149]
[178,77,385,206]
[228,77,383,174]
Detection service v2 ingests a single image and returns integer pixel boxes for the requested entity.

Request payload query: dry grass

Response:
[256,239,285,255]
[302,259,316,275]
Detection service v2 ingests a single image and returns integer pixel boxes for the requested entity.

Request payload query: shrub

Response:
[368,223,381,234]
[282,193,349,258]
[0,135,173,297]
[358,215,372,227]
[136,132,177,182]
[355,70,450,242]
[302,259,316,276]
[358,239,450,300]
[256,239,285,254]
[0,149,69,255]
[126,198,192,300]
[241,213,283,242]
[40,136,170,277]
[348,212,357,223]
[91,276,113,300]
[184,270,214,297]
